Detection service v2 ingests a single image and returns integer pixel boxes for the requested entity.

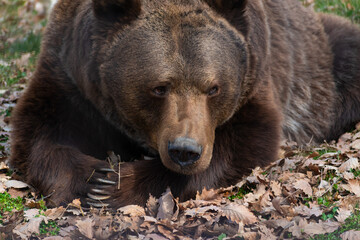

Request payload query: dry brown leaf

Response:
[196,188,220,201]
[242,232,258,240]
[0,182,5,193]
[343,171,355,180]
[303,159,326,167]
[221,203,257,224]
[244,184,266,203]
[13,217,45,239]
[338,132,352,144]
[303,221,340,236]
[342,179,360,197]
[76,217,94,239]
[251,190,272,212]
[184,205,220,217]
[339,158,359,173]
[4,180,29,189]
[289,218,308,238]
[336,208,352,223]
[263,218,290,229]
[340,230,360,240]
[157,223,176,240]
[0,161,8,170]
[118,205,145,217]
[272,197,285,216]
[71,198,82,207]
[24,209,42,220]
[293,179,313,196]
[258,224,277,240]
[45,206,66,220]
[282,158,299,171]
[270,181,282,197]
[93,216,113,240]
[350,140,360,150]
[146,194,159,217]
[7,188,28,198]
[294,204,322,217]
[157,188,175,220]
[145,233,168,240]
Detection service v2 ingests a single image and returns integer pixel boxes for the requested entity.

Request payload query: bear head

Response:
[90,0,249,175]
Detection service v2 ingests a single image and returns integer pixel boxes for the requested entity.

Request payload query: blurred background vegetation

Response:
[0,0,359,88]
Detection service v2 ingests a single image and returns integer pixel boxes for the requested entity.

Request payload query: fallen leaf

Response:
[5,180,29,189]
[270,181,282,197]
[289,218,308,238]
[76,217,94,239]
[118,205,145,217]
[196,188,220,201]
[350,140,360,150]
[184,205,220,217]
[342,179,360,197]
[336,208,352,223]
[157,188,175,220]
[24,209,41,220]
[339,158,359,173]
[45,206,66,220]
[221,204,258,224]
[340,230,360,240]
[7,188,28,198]
[293,179,313,197]
[0,182,5,193]
[146,194,159,217]
[303,221,340,236]
[93,216,113,239]
[13,217,45,240]
[145,233,168,240]
[294,204,322,217]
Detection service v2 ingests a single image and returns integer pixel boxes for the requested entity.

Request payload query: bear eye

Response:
[152,86,168,96]
[208,86,220,97]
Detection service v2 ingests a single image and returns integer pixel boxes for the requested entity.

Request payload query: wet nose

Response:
[168,137,202,167]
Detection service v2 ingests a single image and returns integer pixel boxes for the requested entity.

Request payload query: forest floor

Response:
[1,0,360,239]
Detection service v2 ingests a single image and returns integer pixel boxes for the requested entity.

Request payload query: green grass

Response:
[39,220,60,236]
[0,192,24,223]
[301,0,360,23]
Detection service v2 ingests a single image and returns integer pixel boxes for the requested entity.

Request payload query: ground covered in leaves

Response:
[1,0,360,239]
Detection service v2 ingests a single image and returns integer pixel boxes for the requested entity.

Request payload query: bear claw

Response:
[86,198,109,208]
[98,168,115,172]
[87,193,111,201]
[96,178,116,185]
[91,188,109,194]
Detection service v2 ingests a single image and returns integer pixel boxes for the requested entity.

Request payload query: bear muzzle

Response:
[168,137,202,167]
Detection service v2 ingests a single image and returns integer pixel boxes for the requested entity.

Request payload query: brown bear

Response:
[10,0,360,208]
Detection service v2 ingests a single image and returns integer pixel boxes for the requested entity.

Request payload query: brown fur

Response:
[10,0,360,207]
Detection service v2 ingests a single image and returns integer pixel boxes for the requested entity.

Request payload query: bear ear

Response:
[92,0,141,22]
[205,0,247,13]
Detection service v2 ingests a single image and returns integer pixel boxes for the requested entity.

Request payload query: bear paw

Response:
[86,167,117,208]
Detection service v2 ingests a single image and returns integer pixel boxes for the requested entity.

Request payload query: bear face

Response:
[93,2,248,174]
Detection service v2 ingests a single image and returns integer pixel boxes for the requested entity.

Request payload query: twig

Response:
[86,169,96,183]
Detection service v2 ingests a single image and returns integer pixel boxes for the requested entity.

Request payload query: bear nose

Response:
[168,137,202,167]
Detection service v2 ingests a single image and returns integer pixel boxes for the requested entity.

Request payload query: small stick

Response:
[86,169,96,183]
[118,161,121,190]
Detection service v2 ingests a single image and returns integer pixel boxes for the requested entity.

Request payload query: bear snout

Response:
[168,137,202,167]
